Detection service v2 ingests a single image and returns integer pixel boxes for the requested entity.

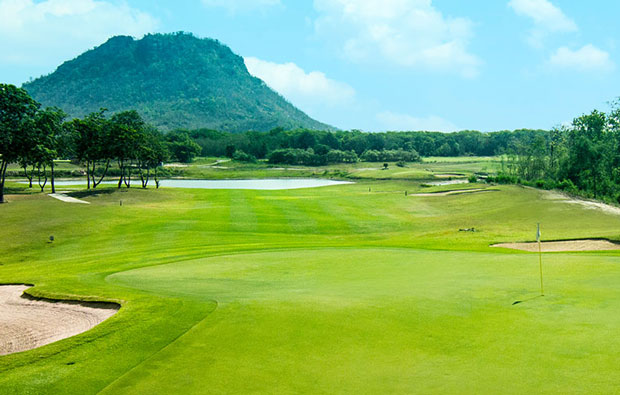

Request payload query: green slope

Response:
[22,33,333,132]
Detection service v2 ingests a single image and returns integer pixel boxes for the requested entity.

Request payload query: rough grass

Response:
[0,174,620,393]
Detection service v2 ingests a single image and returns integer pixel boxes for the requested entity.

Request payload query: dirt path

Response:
[492,239,620,252]
[543,190,620,216]
[0,285,118,356]
[49,193,90,204]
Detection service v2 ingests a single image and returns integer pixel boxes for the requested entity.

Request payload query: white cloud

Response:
[313,0,481,78]
[244,57,356,109]
[548,45,615,72]
[0,0,158,71]
[201,0,280,12]
[376,111,457,132]
[508,0,577,47]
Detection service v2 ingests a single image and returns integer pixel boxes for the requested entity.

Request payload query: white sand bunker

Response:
[413,188,496,197]
[49,193,89,204]
[0,285,118,356]
[492,239,620,252]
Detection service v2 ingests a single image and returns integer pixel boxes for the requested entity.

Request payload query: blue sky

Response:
[1,0,618,132]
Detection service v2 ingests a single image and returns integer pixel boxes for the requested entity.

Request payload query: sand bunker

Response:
[492,239,620,252]
[413,188,496,197]
[49,193,90,204]
[0,285,118,356]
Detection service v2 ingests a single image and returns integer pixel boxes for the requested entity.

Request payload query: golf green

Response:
[103,248,620,394]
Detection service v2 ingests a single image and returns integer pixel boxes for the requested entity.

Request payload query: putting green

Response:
[102,248,620,394]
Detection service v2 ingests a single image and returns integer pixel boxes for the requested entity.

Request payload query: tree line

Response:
[0,84,200,203]
[497,103,620,202]
[174,127,549,166]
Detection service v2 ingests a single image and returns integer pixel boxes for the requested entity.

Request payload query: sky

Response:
[1,0,619,132]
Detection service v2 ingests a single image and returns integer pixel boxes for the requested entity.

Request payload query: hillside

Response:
[22,33,332,132]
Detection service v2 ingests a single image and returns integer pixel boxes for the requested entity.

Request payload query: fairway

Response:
[2,180,620,393]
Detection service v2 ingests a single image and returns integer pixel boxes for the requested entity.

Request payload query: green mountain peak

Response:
[23,32,333,132]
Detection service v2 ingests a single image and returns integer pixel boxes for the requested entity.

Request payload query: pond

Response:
[44,179,353,190]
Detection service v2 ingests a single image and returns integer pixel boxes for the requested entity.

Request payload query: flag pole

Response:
[537,223,544,296]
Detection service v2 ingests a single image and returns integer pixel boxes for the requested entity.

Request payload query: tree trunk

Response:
[118,160,124,189]
[86,160,91,190]
[30,165,35,188]
[92,159,110,189]
[38,165,48,192]
[51,161,55,194]
[154,167,160,189]
[141,167,150,188]
[0,160,7,203]
[23,165,34,188]
[124,162,131,188]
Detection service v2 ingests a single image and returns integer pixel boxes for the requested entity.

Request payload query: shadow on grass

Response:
[4,185,40,196]
[68,188,118,198]
[512,295,544,305]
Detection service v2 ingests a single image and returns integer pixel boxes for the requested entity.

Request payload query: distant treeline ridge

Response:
[169,127,550,165]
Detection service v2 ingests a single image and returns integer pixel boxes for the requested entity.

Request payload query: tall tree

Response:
[0,84,39,203]
[568,111,609,198]
[109,110,145,188]
[137,126,168,188]
[33,107,66,193]
[166,131,201,163]
[69,110,111,189]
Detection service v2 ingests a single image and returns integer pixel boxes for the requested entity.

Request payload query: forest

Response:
[177,127,549,165]
[498,104,620,202]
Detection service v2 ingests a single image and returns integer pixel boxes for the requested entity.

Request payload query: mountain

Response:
[22,33,333,132]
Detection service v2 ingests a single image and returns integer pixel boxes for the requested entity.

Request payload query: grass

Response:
[1,163,620,393]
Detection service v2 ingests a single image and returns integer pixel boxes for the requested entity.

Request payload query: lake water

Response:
[44,179,353,190]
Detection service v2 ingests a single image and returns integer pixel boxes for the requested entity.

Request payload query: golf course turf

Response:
[1,174,620,393]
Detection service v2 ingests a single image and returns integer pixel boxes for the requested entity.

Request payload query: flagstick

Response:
[538,224,544,296]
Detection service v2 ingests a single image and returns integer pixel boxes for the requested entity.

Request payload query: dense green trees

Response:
[0,85,40,203]
[0,84,172,200]
[499,105,620,202]
[164,131,201,164]
[178,127,546,166]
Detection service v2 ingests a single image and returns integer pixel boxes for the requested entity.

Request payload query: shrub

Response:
[232,150,257,163]
[558,179,577,193]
